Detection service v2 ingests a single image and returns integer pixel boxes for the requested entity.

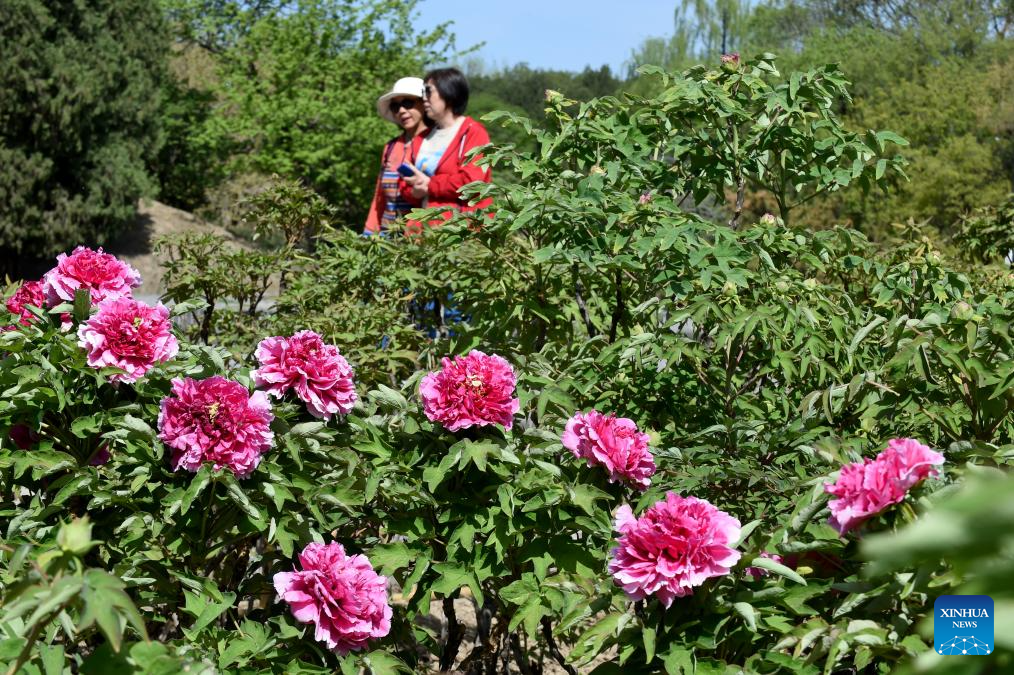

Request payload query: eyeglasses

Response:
[388,98,417,113]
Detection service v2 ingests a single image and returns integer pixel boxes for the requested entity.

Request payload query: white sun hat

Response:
[376,77,425,124]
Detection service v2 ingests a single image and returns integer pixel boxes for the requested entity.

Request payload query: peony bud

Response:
[950,301,974,322]
[760,213,777,226]
[57,517,96,555]
[639,191,653,205]
[803,278,818,291]
[721,53,741,73]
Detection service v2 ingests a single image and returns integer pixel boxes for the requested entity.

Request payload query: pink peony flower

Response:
[419,350,520,431]
[562,410,655,490]
[42,246,141,307]
[608,492,742,608]
[77,297,179,383]
[158,376,274,479]
[253,331,357,420]
[745,552,785,579]
[825,438,944,535]
[6,280,45,327]
[274,541,392,654]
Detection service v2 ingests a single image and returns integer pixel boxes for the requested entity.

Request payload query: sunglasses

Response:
[388,98,418,113]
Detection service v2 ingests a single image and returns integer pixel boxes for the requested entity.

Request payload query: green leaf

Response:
[369,543,413,577]
[223,475,264,522]
[875,130,909,147]
[732,519,761,547]
[568,483,611,516]
[430,563,483,605]
[118,415,155,439]
[642,624,657,663]
[26,577,83,631]
[73,288,91,323]
[71,414,103,439]
[367,385,409,411]
[423,450,461,491]
[508,600,549,637]
[289,421,327,437]
[0,638,27,661]
[185,589,236,634]
[733,602,758,632]
[750,556,807,585]
[361,650,412,675]
[180,465,213,514]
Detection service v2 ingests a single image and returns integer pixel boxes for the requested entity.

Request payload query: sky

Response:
[412,0,678,75]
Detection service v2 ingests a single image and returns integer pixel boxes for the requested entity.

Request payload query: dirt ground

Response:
[399,590,615,674]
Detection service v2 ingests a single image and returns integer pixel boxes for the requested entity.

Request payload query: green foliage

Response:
[150,70,228,211]
[864,472,1014,674]
[0,0,167,273]
[627,1,1014,234]
[0,288,419,672]
[469,63,624,121]
[954,194,1014,265]
[6,54,1014,674]
[625,0,759,93]
[161,0,455,226]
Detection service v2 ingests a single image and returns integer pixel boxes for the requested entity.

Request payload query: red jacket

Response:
[401,116,493,232]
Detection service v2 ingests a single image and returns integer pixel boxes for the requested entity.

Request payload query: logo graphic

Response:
[934,595,993,656]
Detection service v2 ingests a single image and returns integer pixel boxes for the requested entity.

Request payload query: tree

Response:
[163,0,455,227]
[625,1,1014,233]
[468,63,623,121]
[626,1,759,94]
[0,0,167,276]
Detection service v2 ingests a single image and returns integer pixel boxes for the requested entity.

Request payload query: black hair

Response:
[424,67,469,115]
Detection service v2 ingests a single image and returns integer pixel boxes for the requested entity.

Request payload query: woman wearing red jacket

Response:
[401,68,493,232]
[363,77,429,235]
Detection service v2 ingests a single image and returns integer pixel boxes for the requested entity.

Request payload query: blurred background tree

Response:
[2,0,1013,270]
[614,0,1014,236]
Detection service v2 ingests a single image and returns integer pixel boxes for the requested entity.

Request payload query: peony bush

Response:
[3,57,1013,675]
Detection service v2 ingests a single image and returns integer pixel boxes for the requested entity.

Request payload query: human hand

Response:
[403,165,430,199]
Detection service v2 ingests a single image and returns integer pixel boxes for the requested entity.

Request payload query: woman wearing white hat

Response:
[363,77,430,234]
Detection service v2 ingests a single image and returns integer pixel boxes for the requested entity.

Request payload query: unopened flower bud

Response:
[57,517,96,555]
[803,278,818,291]
[950,301,974,321]
[639,191,653,205]
[544,89,562,103]
[760,213,777,226]
[721,53,741,73]
[589,165,606,176]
